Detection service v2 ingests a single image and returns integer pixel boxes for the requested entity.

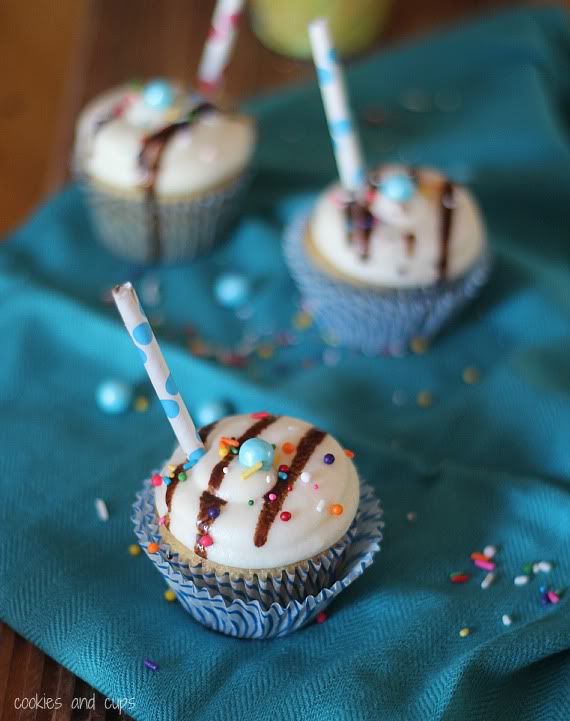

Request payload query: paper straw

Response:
[112,283,203,456]
[308,18,366,195]
[197,0,245,92]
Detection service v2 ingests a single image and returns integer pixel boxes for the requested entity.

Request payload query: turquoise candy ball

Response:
[96,379,132,415]
[239,438,274,470]
[143,79,175,110]
[213,273,251,309]
[196,399,232,427]
[380,173,416,203]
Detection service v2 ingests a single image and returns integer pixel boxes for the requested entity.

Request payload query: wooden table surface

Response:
[0,0,567,718]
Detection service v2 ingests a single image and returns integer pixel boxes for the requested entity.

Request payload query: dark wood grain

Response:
[1,0,569,718]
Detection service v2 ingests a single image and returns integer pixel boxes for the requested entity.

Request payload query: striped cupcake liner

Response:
[78,170,250,264]
[132,480,383,639]
[283,212,492,355]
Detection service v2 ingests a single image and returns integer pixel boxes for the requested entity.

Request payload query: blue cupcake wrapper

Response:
[132,480,383,639]
[283,211,492,354]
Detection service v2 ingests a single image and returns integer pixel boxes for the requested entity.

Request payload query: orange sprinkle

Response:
[329,504,344,516]
[147,542,160,553]
[470,552,491,562]
[344,449,355,459]
[220,437,239,447]
[282,442,296,454]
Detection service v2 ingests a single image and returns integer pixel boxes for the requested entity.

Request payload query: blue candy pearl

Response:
[143,79,175,110]
[239,438,275,470]
[195,399,233,427]
[213,273,251,309]
[96,379,132,414]
[380,174,416,203]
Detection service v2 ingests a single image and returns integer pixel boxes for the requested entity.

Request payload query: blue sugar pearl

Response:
[323,453,335,465]
[278,471,288,481]
[239,438,275,470]
[380,173,416,203]
[143,79,175,110]
[213,272,251,309]
[207,507,220,520]
[96,379,132,415]
[162,476,171,486]
[196,399,233,427]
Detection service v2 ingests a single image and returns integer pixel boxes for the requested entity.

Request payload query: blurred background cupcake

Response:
[284,19,490,355]
[73,1,255,264]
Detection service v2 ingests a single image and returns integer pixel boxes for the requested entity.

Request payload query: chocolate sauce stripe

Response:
[253,427,327,548]
[164,420,218,514]
[438,180,455,281]
[194,414,280,558]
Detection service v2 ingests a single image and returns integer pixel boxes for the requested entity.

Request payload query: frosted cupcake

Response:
[155,412,359,588]
[284,164,490,353]
[74,79,255,262]
[113,282,381,638]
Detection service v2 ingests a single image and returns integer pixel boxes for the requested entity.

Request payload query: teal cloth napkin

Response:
[1,7,570,720]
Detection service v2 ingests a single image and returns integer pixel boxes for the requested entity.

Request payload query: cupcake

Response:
[112,281,381,638]
[284,164,491,354]
[74,79,255,263]
[133,412,382,637]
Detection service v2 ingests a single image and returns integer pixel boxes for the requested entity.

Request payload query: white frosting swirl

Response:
[155,414,360,569]
[309,164,486,289]
[74,83,255,196]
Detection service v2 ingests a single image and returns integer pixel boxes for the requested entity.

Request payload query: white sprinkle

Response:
[316,500,325,513]
[300,471,311,484]
[483,545,497,559]
[536,561,552,573]
[95,498,109,522]
[406,511,417,522]
[502,614,513,627]
[392,390,407,406]
[481,572,496,589]
[514,575,530,586]
[223,467,228,474]
[265,474,272,484]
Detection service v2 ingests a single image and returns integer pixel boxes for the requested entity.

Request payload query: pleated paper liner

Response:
[132,479,383,639]
[284,211,492,355]
[77,169,251,263]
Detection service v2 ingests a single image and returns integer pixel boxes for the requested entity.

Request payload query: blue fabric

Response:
[1,7,570,720]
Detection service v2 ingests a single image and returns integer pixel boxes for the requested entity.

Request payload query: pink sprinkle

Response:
[547,590,560,604]
[313,483,319,490]
[151,473,162,487]
[251,411,270,419]
[158,516,166,526]
[315,612,327,624]
[268,493,277,501]
[199,534,213,547]
[474,559,496,571]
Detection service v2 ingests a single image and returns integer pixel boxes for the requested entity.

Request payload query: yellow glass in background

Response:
[249,0,393,59]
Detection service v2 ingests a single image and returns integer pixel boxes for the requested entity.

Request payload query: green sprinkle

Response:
[230,447,238,454]
[248,500,254,506]
[522,562,533,575]
[178,472,187,482]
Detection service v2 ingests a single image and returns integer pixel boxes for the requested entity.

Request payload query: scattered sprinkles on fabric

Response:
[164,589,177,602]
[410,336,429,354]
[134,395,149,412]
[315,612,327,624]
[501,614,513,626]
[459,627,471,638]
[143,658,159,672]
[416,391,433,408]
[128,544,141,557]
[450,572,470,584]
[94,498,109,522]
[462,367,480,384]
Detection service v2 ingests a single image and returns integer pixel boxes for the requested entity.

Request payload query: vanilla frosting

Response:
[74,83,255,196]
[155,414,360,569]
[309,164,486,289]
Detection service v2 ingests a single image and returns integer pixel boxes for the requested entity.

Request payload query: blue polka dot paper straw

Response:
[112,282,203,456]
[308,18,365,195]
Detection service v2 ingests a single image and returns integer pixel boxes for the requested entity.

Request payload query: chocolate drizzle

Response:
[194,414,279,558]
[404,232,416,257]
[344,187,376,260]
[438,180,455,281]
[164,420,219,522]
[254,427,326,548]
